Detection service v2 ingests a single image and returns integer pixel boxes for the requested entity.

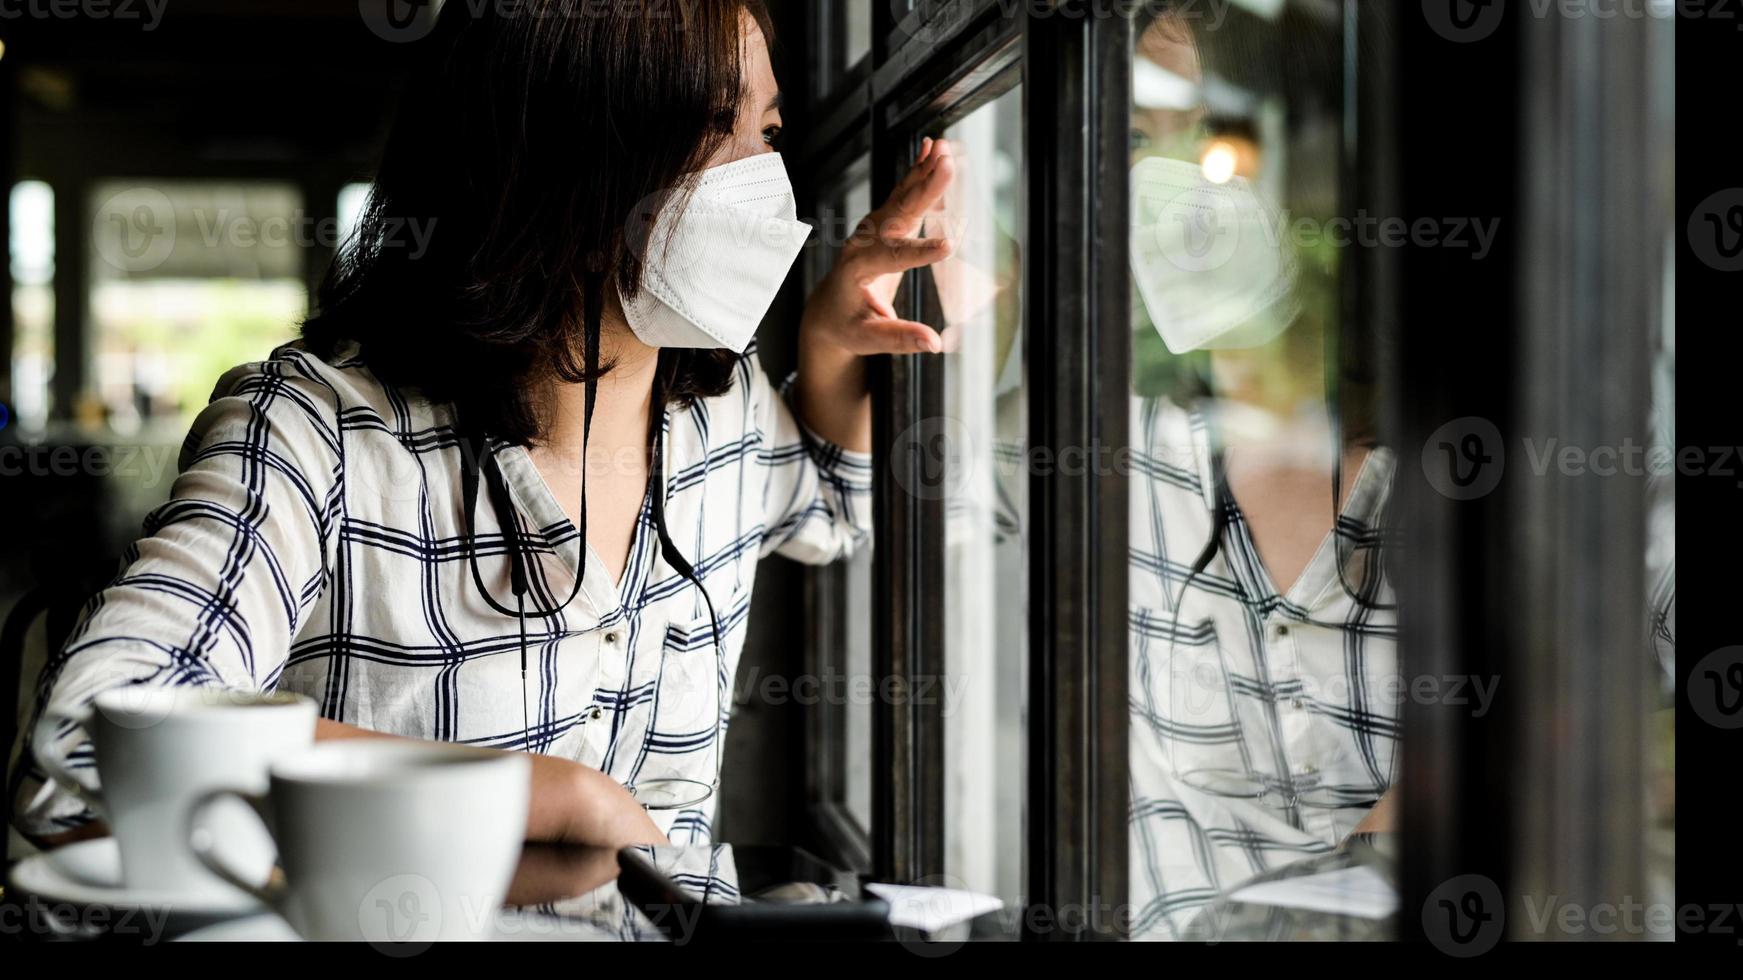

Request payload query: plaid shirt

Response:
[1128,398,1398,940]
[14,342,871,843]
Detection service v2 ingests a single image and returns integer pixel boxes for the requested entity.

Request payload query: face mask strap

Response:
[646,366,724,791]
[459,291,604,753]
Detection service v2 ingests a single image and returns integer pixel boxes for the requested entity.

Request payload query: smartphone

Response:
[615,844,894,942]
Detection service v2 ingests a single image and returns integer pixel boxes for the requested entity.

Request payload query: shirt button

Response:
[1291,697,1306,711]
[1275,624,1290,638]
[590,706,604,721]
[604,632,621,646]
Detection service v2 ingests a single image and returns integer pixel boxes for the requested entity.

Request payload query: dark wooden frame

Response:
[794,0,1131,939]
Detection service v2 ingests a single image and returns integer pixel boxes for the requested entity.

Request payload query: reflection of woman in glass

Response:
[1125,10,1397,938]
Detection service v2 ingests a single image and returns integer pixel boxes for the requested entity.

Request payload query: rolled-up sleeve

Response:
[755,370,874,566]
[12,353,342,837]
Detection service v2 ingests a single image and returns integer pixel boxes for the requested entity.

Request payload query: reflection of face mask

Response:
[621,152,814,353]
[1130,155,1299,355]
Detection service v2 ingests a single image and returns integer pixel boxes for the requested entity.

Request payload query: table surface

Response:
[4,835,1400,942]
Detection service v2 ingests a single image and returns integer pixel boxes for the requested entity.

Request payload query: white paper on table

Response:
[864,883,1005,934]
[1227,865,1399,920]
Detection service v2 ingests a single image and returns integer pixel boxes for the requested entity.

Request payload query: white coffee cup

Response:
[187,741,531,943]
[39,686,318,901]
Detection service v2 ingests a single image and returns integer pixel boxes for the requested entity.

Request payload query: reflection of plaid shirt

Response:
[1128,399,1398,940]
[14,342,870,843]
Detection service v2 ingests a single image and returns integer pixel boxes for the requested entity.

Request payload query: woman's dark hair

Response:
[304,0,773,446]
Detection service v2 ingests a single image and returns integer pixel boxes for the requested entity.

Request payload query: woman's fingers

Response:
[860,318,944,355]
[869,139,956,242]
[849,235,954,280]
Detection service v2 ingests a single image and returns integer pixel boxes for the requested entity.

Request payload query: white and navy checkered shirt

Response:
[14,341,871,843]
[1128,398,1398,940]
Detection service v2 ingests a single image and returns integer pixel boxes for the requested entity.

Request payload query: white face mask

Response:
[620,152,814,353]
[1130,155,1300,355]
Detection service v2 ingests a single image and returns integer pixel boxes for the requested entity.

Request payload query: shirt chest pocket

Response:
[1133,609,1242,747]
[642,596,740,766]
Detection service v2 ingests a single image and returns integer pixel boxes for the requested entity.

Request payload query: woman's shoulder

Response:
[206,339,424,425]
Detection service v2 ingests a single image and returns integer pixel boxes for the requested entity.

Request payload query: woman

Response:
[15,1,954,848]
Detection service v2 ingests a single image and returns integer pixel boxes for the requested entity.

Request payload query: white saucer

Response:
[176,914,301,941]
[177,912,622,942]
[7,837,264,918]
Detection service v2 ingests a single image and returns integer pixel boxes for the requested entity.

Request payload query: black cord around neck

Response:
[458,329,723,761]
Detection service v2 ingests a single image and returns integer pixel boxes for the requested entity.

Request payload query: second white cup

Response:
[188,740,531,943]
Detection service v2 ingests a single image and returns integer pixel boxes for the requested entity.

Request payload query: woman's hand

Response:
[1352,791,1397,836]
[316,718,666,849]
[802,137,957,358]
[795,138,957,452]
[538,762,669,849]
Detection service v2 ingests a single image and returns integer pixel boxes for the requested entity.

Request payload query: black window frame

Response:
[793,0,1131,940]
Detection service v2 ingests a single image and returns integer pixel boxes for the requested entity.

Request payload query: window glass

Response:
[807,159,877,838]
[932,85,1026,907]
[843,546,874,831]
[85,181,306,437]
[338,182,372,252]
[9,180,55,434]
[835,172,877,834]
[817,0,876,100]
[1643,11,1676,922]
[1126,5,1397,940]
[844,0,874,69]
